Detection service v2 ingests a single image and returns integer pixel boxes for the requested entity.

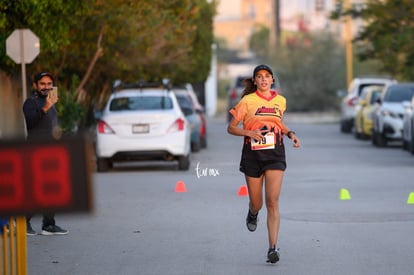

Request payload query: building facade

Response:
[214,0,275,53]
[214,0,364,52]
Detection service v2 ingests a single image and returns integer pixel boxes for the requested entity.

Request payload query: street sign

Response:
[6,29,40,64]
[6,29,40,101]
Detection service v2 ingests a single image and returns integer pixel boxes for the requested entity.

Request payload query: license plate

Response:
[132,124,149,133]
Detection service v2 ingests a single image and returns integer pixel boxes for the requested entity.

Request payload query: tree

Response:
[331,0,414,80]
[268,33,346,112]
[0,0,90,75]
[0,0,91,133]
[249,25,270,59]
[0,0,217,127]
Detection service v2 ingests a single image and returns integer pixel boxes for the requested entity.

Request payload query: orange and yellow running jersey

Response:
[229,90,288,133]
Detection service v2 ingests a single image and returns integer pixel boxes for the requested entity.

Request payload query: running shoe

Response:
[41,225,68,236]
[246,209,258,232]
[267,247,280,264]
[26,222,37,236]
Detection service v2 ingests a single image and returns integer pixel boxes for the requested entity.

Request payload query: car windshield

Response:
[384,86,414,102]
[236,77,247,88]
[358,83,385,97]
[370,91,381,104]
[109,96,173,111]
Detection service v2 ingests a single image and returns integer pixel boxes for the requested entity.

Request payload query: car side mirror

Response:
[181,107,193,116]
[376,98,382,105]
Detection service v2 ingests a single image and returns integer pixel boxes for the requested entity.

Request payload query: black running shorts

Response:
[239,140,286,178]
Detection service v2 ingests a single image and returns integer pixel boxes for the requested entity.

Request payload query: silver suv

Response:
[340,77,396,133]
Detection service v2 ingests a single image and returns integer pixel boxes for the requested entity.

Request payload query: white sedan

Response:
[95,86,191,171]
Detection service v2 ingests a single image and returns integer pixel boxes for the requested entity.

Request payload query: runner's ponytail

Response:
[241,78,256,98]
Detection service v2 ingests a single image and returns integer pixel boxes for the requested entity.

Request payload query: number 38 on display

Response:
[0,138,92,215]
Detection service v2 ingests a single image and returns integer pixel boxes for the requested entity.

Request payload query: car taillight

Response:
[230,88,237,100]
[97,120,115,134]
[347,97,357,107]
[168,118,185,133]
[199,114,206,136]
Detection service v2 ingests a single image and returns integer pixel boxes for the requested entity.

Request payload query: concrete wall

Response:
[0,71,27,139]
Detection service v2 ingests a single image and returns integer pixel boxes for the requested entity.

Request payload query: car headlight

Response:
[380,110,399,118]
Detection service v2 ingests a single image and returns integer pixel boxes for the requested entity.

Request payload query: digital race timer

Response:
[0,136,93,215]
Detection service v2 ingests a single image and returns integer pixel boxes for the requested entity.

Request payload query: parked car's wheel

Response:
[402,140,408,150]
[178,155,190,170]
[191,140,201,153]
[407,140,413,153]
[340,120,352,133]
[372,131,378,146]
[354,129,361,139]
[97,158,112,172]
[374,131,387,147]
[200,136,207,149]
[409,129,414,154]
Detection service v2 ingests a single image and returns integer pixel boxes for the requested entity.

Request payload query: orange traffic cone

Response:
[175,181,187,193]
[238,185,248,196]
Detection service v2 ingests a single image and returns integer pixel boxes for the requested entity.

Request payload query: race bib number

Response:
[251,132,275,150]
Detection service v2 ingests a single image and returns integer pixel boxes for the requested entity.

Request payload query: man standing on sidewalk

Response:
[22,71,68,236]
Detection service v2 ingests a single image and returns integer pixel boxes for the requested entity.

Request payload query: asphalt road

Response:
[27,115,414,275]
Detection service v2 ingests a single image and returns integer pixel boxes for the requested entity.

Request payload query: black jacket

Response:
[22,91,58,140]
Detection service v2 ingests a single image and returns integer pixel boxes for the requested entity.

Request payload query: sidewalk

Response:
[214,111,340,124]
[283,112,340,124]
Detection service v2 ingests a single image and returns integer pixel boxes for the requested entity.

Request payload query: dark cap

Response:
[252,64,273,78]
[33,72,54,83]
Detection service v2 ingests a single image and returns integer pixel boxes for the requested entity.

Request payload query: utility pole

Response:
[274,0,281,47]
[345,0,353,86]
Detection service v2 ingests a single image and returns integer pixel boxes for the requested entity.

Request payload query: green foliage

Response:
[249,25,270,59]
[55,76,85,135]
[218,78,231,99]
[77,0,216,83]
[0,0,216,128]
[331,0,414,81]
[267,33,347,112]
[0,0,89,74]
